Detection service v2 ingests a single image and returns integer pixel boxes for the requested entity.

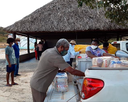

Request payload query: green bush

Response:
[0,36,7,42]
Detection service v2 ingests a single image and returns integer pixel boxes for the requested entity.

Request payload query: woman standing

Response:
[34,42,38,60]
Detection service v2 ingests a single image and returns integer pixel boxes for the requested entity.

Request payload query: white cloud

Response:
[0,0,52,27]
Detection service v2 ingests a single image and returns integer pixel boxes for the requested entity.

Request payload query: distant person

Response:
[37,41,43,60]
[103,42,109,53]
[42,39,48,52]
[63,40,81,66]
[34,42,38,60]
[30,38,85,102]
[5,38,18,86]
[69,40,78,66]
[13,38,20,77]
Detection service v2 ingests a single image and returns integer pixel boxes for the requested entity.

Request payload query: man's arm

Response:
[103,53,113,56]
[6,54,11,67]
[86,51,97,58]
[64,67,85,76]
[103,53,120,59]
[70,46,80,56]
[12,45,16,50]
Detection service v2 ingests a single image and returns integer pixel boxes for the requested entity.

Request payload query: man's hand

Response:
[64,67,85,76]
[58,70,65,72]
[115,56,120,60]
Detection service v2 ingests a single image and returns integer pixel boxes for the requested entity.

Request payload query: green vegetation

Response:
[77,0,128,26]
[108,38,117,43]
[0,27,8,42]
[0,35,7,42]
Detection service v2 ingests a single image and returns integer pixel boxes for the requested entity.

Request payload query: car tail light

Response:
[81,78,104,99]
[113,42,117,44]
[77,56,82,59]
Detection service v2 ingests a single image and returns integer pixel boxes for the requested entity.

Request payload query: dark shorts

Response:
[6,64,15,73]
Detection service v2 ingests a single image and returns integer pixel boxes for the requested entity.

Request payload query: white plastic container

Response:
[76,54,92,72]
[53,72,68,92]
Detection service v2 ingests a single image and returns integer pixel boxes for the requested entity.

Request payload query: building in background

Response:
[16,35,36,49]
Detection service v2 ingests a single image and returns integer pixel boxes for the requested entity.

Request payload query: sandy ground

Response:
[0,46,38,102]
[0,72,33,102]
[0,57,38,102]
[0,43,8,48]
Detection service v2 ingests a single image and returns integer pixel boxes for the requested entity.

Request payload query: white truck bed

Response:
[45,54,92,102]
[44,77,79,102]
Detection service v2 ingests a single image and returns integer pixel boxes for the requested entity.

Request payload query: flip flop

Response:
[12,83,18,85]
[5,84,12,87]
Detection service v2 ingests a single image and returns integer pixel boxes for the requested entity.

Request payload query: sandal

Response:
[12,83,18,85]
[5,84,12,87]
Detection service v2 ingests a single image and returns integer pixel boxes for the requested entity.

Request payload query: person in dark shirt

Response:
[13,38,20,77]
[34,42,38,60]
[103,42,109,53]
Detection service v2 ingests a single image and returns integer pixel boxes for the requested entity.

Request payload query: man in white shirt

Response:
[63,40,80,66]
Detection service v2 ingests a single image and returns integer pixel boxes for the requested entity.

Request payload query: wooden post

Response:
[27,35,30,54]
[13,33,16,39]
[120,35,122,41]
[36,37,37,43]
[117,33,119,41]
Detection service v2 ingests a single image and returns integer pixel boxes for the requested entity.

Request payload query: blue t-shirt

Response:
[13,43,20,58]
[86,46,105,57]
[5,46,16,65]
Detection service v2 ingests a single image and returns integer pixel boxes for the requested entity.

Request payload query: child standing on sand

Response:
[5,38,18,86]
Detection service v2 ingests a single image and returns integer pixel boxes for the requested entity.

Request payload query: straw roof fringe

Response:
[5,0,127,33]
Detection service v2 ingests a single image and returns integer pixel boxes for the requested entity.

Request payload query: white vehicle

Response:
[44,52,128,102]
[76,53,128,102]
[80,67,128,102]
[111,41,128,53]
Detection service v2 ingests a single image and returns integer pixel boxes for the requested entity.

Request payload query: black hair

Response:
[92,39,99,45]
[7,38,14,44]
[103,42,109,47]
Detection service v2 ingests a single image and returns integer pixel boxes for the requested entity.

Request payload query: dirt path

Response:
[0,72,33,102]
[0,58,38,102]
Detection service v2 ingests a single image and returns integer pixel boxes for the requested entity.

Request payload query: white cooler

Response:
[76,54,92,73]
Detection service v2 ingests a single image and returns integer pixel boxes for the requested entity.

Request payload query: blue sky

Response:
[0,0,52,27]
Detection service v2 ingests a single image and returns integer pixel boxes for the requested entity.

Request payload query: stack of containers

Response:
[92,56,128,68]
[53,72,68,92]
[92,56,115,67]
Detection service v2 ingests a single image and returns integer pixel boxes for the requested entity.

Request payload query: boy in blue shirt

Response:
[5,38,18,86]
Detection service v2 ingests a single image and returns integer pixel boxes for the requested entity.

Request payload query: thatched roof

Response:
[5,0,128,32]
[4,0,128,39]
